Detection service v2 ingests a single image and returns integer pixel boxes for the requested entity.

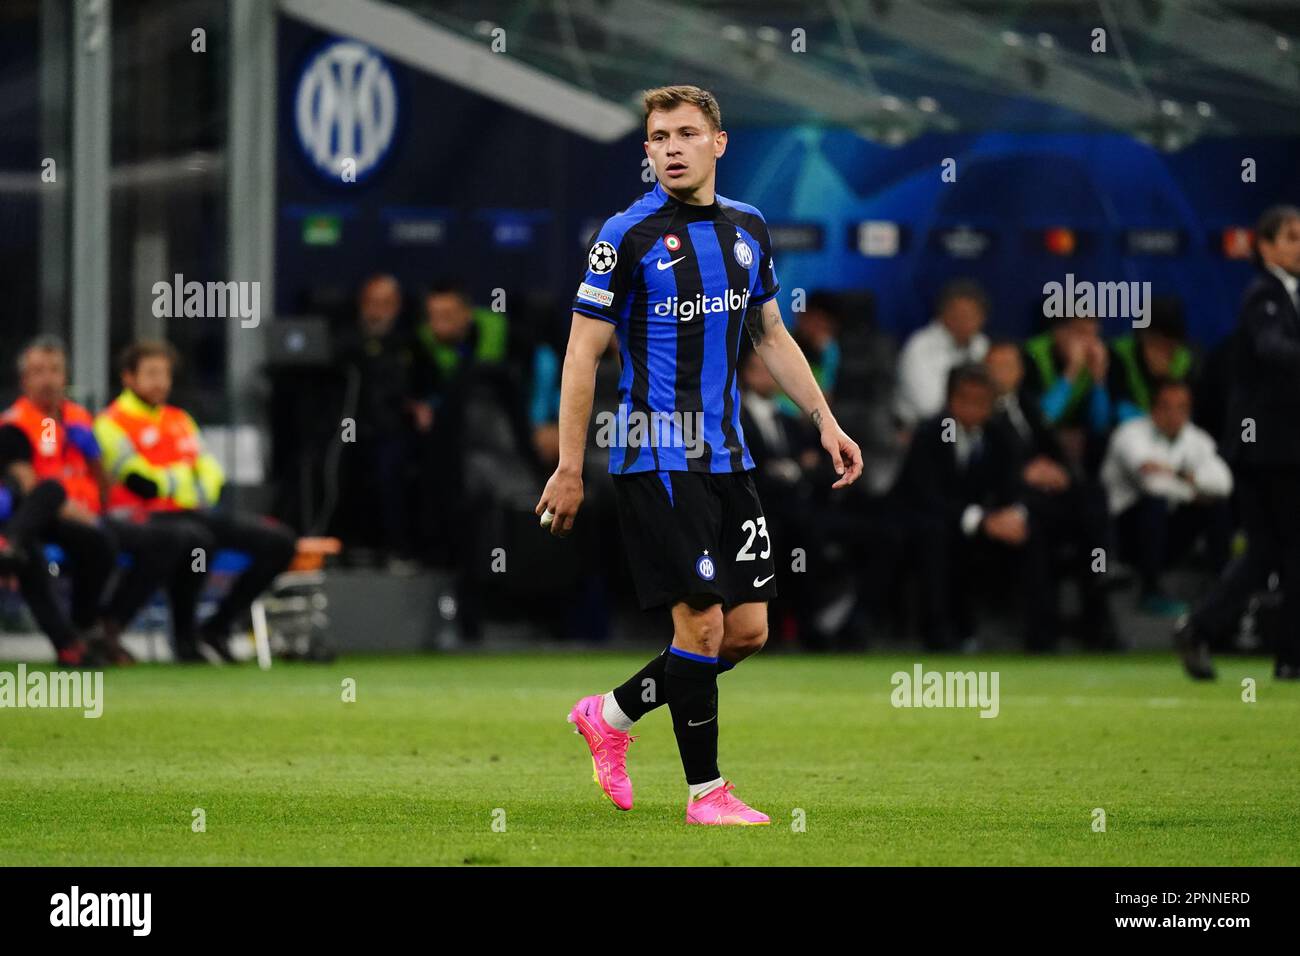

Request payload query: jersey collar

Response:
[652,180,720,214]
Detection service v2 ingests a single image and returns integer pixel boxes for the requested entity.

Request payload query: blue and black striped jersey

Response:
[573,181,780,474]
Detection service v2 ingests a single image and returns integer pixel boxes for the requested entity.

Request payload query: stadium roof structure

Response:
[285,0,1300,150]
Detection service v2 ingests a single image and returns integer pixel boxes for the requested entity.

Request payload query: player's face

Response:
[644,104,726,198]
[949,381,993,430]
[1151,387,1191,438]
[1259,217,1300,275]
[20,348,67,409]
[124,355,173,406]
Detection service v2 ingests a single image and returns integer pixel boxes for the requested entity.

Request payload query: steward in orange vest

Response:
[0,339,148,664]
[95,388,225,514]
[94,341,296,663]
[1,396,104,515]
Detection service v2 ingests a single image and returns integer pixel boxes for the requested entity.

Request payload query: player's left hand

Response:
[821,424,863,489]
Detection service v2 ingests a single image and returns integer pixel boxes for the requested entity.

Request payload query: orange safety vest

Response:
[102,397,203,512]
[1,396,102,513]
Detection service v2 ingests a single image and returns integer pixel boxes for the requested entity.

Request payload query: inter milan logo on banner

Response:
[295,40,398,183]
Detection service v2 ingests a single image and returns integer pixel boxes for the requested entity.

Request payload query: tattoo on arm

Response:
[811,409,824,433]
[744,307,768,347]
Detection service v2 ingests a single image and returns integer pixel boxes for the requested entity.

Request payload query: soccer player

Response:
[535,85,863,825]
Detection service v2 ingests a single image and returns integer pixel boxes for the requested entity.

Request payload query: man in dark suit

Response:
[737,348,822,642]
[741,346,902,647]
[986,341,1121,649]
[1178,204,1300,680]
[897,363,1049,649]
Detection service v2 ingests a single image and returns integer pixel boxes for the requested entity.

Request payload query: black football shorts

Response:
[611,469,778,611]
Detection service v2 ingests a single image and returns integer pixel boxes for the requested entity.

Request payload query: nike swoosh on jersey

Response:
[687,715,717,727]
[752,574,774,587]
[656,256,686,270]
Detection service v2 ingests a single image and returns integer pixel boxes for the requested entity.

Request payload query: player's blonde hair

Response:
[642,85,722,134]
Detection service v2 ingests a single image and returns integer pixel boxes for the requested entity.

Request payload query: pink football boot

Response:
[567,694,635,810]
[685,781,770,826]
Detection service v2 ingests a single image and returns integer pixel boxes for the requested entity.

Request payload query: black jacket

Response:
[894,414,1023,532]
[993,387,1064,465]
[1221,269,1300,468]
[739,396,822,501]
[740,397,817,464]
[335,326,416,438]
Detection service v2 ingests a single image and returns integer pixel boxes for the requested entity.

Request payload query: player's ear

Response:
[714,129,727,158]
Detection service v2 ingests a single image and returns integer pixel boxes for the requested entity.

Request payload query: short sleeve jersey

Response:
[573,181,780,474]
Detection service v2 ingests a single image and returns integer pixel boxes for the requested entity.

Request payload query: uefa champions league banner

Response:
[273,18,1300,344]
[720,127,1300,343]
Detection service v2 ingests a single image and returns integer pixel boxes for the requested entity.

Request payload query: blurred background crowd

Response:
[3,0,1300,660]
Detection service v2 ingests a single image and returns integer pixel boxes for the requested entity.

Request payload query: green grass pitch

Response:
[1,651,1297,866]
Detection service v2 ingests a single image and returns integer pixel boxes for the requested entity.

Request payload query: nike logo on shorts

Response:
[687,715,717,727]
[752,574,774,587]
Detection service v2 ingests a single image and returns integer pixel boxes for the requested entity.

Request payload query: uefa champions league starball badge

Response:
[588,241,617,274]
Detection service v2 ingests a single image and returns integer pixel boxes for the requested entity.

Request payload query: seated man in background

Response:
[0,426,108,665]
[986,340,1121,649]
[2,336,199,665]
[1022,311,1113,477]
[95,341,297,662]
[894,364,1032,650]
[739,347,821,640]
[894,279,991,432]
[1101,378,1233,617]
[1108,299,1198,425]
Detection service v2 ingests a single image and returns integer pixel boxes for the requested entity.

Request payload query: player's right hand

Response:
[535,467,583,537]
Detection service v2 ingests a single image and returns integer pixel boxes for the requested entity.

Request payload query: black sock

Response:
[611,646,670,721]
[665,648,720,785]
[612,646,736,723]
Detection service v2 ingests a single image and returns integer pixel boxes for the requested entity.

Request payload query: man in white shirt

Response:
[895,279,990,429]
[1102,379,1233,617]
